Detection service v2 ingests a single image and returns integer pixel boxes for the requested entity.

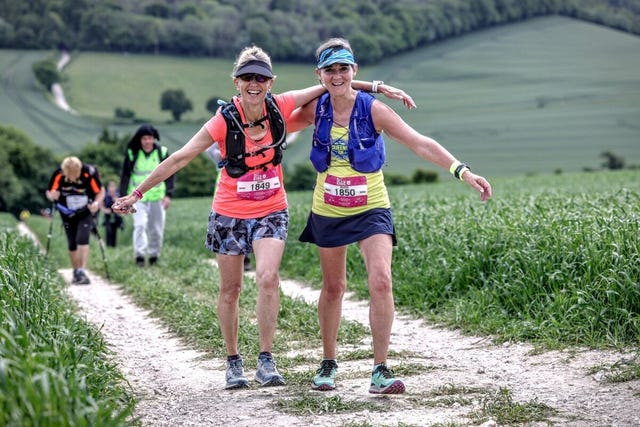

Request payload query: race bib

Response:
[323,174,367,207]
[66,195,89,211]
[236,168,281,201]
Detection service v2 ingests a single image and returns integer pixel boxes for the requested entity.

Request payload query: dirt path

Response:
[16,220,639,426]
[60,267,638,427]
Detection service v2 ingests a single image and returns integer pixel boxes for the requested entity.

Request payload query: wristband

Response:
[449,160,462,175]
[454,163,470,181]
[371,80,384,93]
[458,167,470,181]
[133,189,143,200]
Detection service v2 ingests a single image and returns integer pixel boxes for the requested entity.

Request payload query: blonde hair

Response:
[232,46,272,78]
[61,156,82,177]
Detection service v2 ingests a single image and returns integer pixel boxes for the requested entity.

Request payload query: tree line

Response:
[0,0,638,63]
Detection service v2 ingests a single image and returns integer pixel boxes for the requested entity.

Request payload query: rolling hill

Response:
[1,16,638,178]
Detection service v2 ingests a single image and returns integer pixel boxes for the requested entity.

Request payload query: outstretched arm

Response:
[373,101,492,201]
[113,127,214,213]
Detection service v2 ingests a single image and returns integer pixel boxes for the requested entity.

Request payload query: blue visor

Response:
[317,47,356,68]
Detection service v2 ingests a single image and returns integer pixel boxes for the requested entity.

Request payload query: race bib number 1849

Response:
[236,168,281,201]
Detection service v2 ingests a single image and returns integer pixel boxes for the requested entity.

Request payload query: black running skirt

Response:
[298,208,397,248]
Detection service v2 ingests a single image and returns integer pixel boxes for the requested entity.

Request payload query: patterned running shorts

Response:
[205,208,289,255]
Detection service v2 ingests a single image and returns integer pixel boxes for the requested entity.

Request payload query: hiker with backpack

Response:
[45,156,105,285]
[112,45,414,390]
[288,38,493,395]
[119,124,175,267]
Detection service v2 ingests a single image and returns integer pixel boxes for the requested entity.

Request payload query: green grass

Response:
[282,170,640,350]
[0,229,135,426]
[1,16,638,177]
[16,169,640,425]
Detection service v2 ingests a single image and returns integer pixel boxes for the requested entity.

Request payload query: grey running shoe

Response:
[71,269,79,284]
[225,358,249,390]
[255,354,285,386]
[75,269,90,285]
[312,359,338,391]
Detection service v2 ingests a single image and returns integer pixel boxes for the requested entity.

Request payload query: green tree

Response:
[284,163,316,192]
[172,154,218,198]
[206,96,224,115]
[78,128,129,181]
[160,89,192,121]
[0,125,55,218]
[32,59,59,90]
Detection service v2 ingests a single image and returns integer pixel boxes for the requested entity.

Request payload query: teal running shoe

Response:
[312,359,338,391]
[369,363,405,394]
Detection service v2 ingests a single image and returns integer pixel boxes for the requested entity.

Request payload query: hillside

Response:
[1,16,639,178]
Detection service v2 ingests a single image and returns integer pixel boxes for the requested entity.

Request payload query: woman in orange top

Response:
[113,45,414,390]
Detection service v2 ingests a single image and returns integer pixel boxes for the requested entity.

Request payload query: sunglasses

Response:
[238,74,271,83]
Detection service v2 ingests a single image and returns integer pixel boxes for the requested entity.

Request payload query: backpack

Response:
[218,94,287,178]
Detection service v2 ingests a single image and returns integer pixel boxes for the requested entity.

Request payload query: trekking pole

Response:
[92,215,111,280]
[45,202,56,256]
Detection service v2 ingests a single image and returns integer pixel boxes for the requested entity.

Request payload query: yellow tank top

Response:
[311,125,390,217]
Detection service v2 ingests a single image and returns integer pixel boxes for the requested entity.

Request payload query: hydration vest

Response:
[218,93,287,178]
[310,91,386,173]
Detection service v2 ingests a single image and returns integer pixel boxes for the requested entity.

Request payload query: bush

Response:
[32,59,59,90]
[412,168,439,183]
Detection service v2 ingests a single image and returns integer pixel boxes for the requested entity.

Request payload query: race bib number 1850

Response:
[323,174,367,207]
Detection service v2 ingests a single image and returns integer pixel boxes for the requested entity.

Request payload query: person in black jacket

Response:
[119,124,175,267]
[46,156,104,285]
[100,180,124,247]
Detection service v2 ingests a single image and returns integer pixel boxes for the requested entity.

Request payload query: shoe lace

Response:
[259,357,276,373]
[228,359,243,376]
[375,364,394,379]
[317,360,337,376]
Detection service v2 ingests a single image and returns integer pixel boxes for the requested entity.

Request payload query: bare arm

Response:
[112,126,214,213]
[372,101,492,201]
[287,100,318,133]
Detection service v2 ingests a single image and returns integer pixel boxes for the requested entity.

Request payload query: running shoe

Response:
[369,363,405,394]
[225,357,249,390]
[75,269,90,285]
[255,354,285,386]
[312,359,338,391]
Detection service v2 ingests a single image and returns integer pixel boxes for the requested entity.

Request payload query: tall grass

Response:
[24,170,639,354]
[283,170,640,348]
[0,226,135,426]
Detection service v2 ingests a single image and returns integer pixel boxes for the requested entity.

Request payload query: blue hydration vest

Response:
[310,91,386,173]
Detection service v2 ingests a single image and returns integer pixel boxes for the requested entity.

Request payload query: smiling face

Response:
[233,73,274,106]
[316,63,357,96]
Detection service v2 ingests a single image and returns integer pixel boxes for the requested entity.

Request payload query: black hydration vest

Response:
[219,94,287,178]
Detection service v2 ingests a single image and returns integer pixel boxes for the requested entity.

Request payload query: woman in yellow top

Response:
[289,38,493,394]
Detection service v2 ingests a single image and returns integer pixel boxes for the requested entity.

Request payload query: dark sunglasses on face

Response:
[238,74,270,83]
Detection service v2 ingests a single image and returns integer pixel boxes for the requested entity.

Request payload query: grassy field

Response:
[14,169,640,425]
[1,16,639,178]
[26,169,640,350]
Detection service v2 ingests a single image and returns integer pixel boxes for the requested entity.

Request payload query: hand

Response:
[463,172,492,202]
[162,196,171,210]
[112,194,138,214]
[88,201,100,214]
[378,84,416,110]
[47,190,60,202]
